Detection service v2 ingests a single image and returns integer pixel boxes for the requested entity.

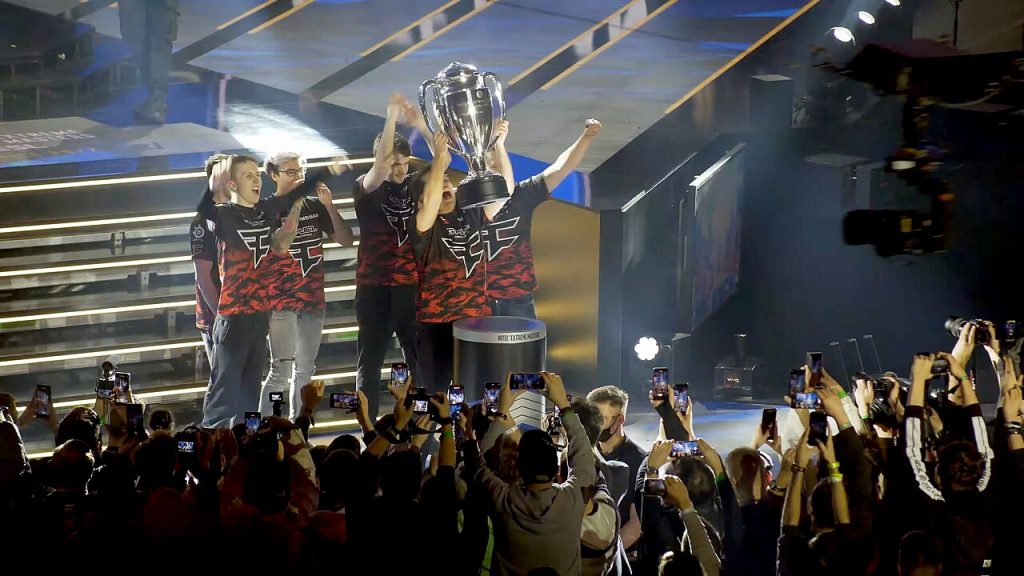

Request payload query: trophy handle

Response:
[482,72,506,149]
[418,80,443,136]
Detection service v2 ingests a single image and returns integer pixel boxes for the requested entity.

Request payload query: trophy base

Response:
[457,173,509,209]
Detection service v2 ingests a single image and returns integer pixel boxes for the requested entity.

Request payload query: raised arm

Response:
[546,372,596,488]
[541,118,601,191]
[485,119,514,196]
[315,180,356,246]
[400,98,435,157]
[415,132,452,234]
[361,93,403,195]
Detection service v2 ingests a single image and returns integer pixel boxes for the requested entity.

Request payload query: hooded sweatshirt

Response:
[476,410,597,575]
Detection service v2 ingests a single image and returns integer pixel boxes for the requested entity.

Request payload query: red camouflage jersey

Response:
[267,196,335,311]
[189,214,220,330]
[354,174,418,286]
[414,208,491,323]
[483,175,550,299]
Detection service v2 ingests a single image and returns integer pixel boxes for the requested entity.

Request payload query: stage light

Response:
[831,27,855,43]
[635,337,660,361]
[885,0,900,6]
[858,11,876,25]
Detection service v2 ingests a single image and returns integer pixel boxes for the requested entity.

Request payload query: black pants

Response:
[355,284,418,419]
[203,312,268,428]
[490,293,537,319]
[416,321,454,395]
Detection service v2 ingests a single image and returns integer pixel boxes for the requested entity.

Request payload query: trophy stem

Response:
[467,155,488,176]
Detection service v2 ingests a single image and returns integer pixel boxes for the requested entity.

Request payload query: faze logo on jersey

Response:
[237,227,272,268]
[442,231,484,278]
[482,216,521,261]
[381,202,413,247]
[287,237,324,277]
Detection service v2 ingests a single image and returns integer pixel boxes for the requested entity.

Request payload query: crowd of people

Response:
[2,321,1022,574]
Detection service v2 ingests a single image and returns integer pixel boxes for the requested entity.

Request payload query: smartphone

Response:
[34,385,51,418]
[788,369,806,399]
[761,408,778,441]
[930,357,950,375]
[449,384,465,406]
[330,392,360,411]
[244,411,261,435]
[793,392,820,410]
[673,383,689,413]
[652,367,670,401]
[547,415,563,436]
[113,371,131,395]
[671,440,702,458]
[806,352,823,386]
[927,376,949,402]
[125,403,144,434]
[644,477,666,496]
[96,378,114,400]
[510,372,544,391]
[484,381,501,414]
[1004,320,1018,341]
[408,387,430,414]
[808,411,828,446]
[269,391,284,403]
[391,362,409,387]
[178,441,195,454]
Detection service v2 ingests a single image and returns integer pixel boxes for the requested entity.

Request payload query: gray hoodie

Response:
[477,410,597,576]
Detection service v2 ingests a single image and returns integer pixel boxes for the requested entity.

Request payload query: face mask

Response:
[598,417,620,443]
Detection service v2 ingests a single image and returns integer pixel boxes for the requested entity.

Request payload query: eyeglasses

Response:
[280,168,306,178]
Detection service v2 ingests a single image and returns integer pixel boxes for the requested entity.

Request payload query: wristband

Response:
[1006,421,1023,431]
[829,474,844,483]
[828,461,841,471]
[838,422,853,432]
[441,430,455,440]
[791,464,806,473]
[1008,429,1024,437]
[860,414,872,421]
[715,473,727,483]
[558,406,574,417]
[837,390,848,399]
[492,412,509,421]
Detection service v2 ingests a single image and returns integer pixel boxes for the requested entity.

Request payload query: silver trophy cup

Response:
[419,62,508,209]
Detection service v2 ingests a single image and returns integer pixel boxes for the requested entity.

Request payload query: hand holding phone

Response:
[510,372,545,392]
[673,383,689,413]
[806,353,823,387]
[483,382,501,415]
[808,411,828,447]
[644,477,666,496]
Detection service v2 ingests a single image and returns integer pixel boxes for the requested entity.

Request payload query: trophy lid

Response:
[438,62,479,79]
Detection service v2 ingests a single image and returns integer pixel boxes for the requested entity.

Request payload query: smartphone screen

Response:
[652,367,670,400]
[1004,320,1017,340]
[125,403,144,433]
[673,383,689,413]
[244,411,262,435]
[510,373,544,391]
[113,372,130,395]
[178,441,195,454]
[330,392,359,410]
[793,392,819,410]
[391,363,409,387]
[96,379,114,399]
[761,408,778,439]
[644,477,666,496]
[670,440,701,458]
[788,369,806,398]
[269,391,284,403]
[927,376,949,402]
[808,412,828,446]
[484,382,501,413]
[34,385,51,418]
[806,352,823,385]
[449,385,465,406]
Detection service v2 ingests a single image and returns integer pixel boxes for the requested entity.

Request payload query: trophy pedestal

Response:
[457,173,509,209]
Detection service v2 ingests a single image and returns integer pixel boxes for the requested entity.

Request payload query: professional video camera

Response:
[835,40,1023,257]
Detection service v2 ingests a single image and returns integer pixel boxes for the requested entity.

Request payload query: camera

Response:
[406,387,432,415]
[269,391,284,403]
[945,317,1017,346]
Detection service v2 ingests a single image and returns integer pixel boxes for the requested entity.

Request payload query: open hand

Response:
[328,152,350,176]
[316,182,333,207]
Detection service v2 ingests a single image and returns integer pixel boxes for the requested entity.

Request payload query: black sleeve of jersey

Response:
[189,219,216,260]
[195,186,217,223]
[262,167,331,215]
[516,174,550,211]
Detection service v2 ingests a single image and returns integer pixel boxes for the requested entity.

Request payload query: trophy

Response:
[419,62,508,209]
